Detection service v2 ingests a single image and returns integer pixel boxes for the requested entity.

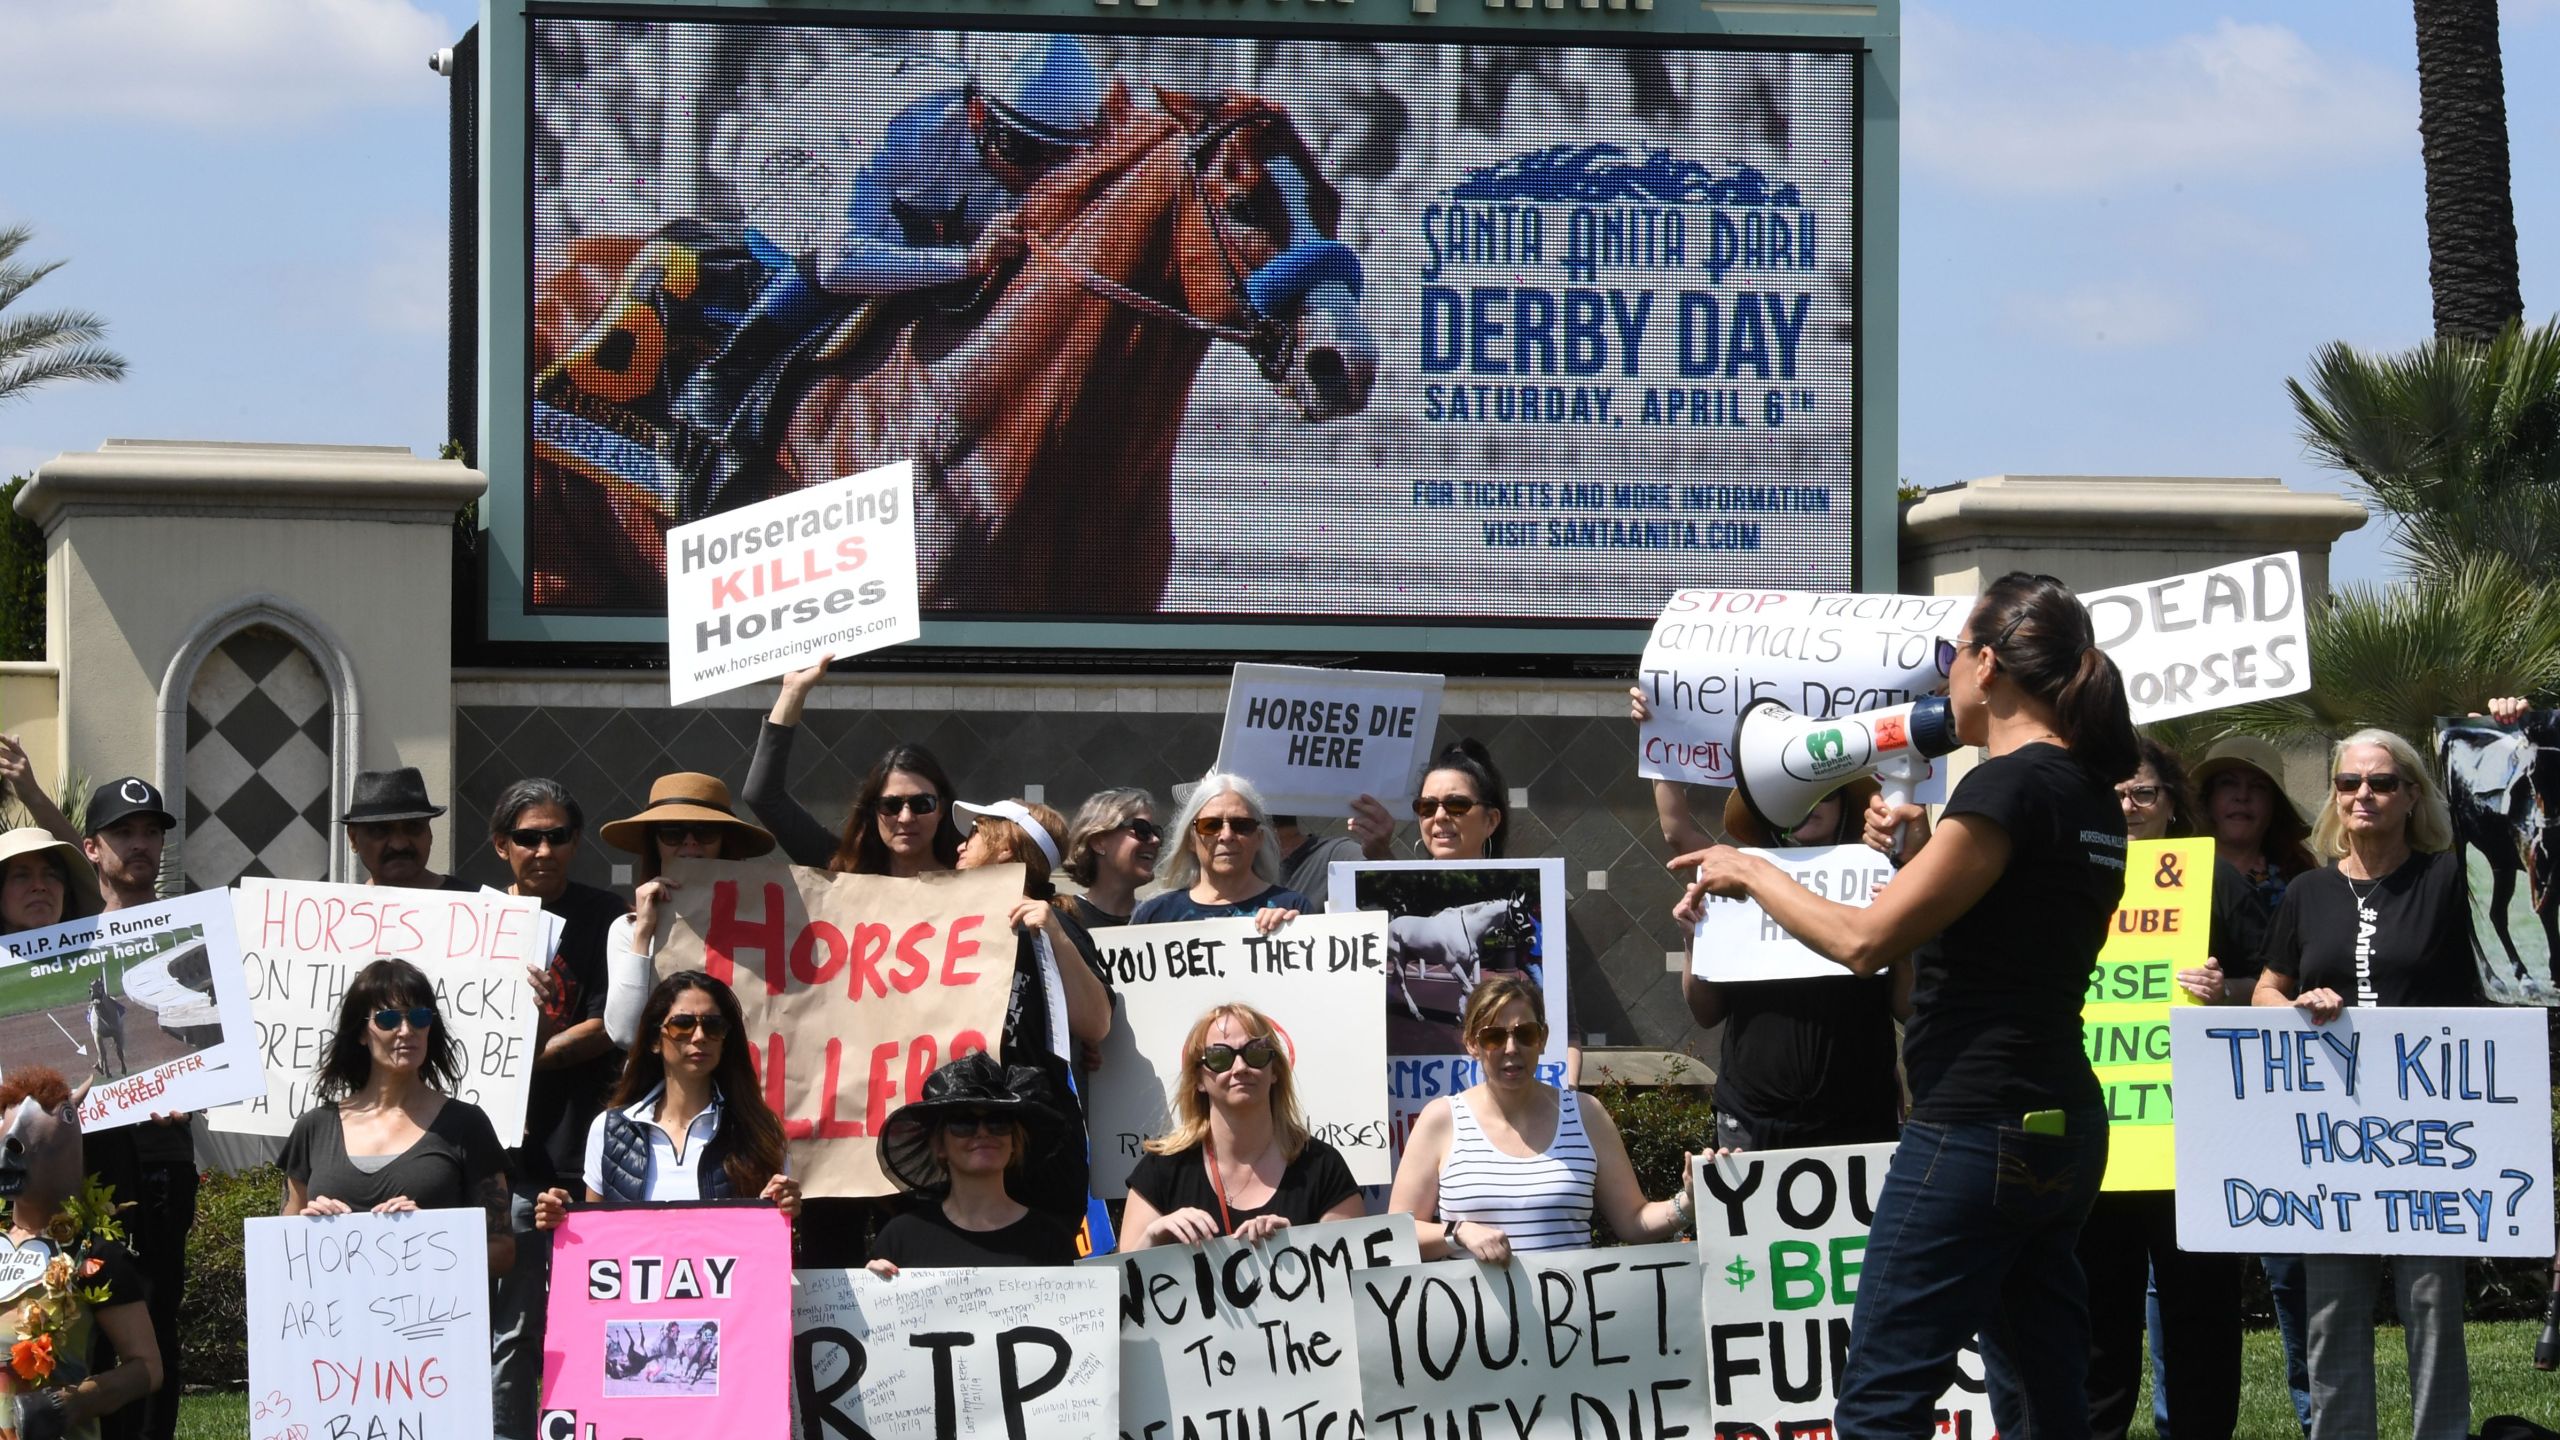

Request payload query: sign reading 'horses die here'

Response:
[663,459,921,704]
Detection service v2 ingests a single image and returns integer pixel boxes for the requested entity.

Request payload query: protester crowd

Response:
[4,578,2559,1440]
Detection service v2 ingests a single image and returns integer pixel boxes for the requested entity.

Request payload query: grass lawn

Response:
[174,1320,2553,1437]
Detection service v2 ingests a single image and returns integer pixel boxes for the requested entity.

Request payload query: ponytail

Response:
[1972,572,2140,785]
[1423,737,1508,858]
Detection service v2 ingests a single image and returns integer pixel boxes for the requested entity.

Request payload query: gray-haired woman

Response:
[1058,787,1161,930]
[1131,774,1306,933]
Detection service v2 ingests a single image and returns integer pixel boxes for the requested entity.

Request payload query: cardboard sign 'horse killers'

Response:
[655,859,1022,1196]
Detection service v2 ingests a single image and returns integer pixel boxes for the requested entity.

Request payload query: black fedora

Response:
[341,768,446,825]
[877,1051,1068,1194]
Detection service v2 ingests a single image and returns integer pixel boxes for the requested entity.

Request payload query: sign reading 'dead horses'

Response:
[1086,913,1393,1195]
[1351,1243,1705,1439]
[1693,1146,1993,1439]
[791,1265,1118,1440]
[658,859,1022,1197]
[1097,1214,1417,1440]
[209,879,544,1140]
[2171,1006,2554,1256]
[2080,551,2309,726]
[245,1211,494,1440]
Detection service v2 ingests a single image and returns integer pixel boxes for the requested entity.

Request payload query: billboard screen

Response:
[525,17,1858,626]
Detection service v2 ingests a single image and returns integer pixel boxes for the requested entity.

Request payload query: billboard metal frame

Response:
[475,0,1900,667]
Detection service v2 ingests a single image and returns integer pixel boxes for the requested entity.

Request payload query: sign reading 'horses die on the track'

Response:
[1214,664,1447,818]
[663,459,920,705]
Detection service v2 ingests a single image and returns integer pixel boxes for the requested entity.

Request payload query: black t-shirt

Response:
[1710,975,1901,1147]
[1130,885,1312,925]
[1126,1138,1360,1231]
[519,881,632,1185]
[1060,894,1127,931]
[282,1097,511,1218]
[433,873,480,893]
[2260,851,2481,1008]
[2209,858,2275,985]
[1903,744,2128,1122]
[869,1203,1079,1268]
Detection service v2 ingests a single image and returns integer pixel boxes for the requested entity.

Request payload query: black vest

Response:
[596,1093,738,1203]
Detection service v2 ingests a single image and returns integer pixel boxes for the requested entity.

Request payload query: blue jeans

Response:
[2261,1254,2313,1431]
[1835,1114,2109,1440]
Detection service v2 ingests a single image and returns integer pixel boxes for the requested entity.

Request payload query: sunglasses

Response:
[1411,795,1481,819]
[661,1013,731,1041]
[2333,772,2407,796]
[654,822,726,846]
[1199,1039,1280,1074]
[1122,818,1163,844]
[2114,784,2163,807]
[943,1111,1011,1138]
[371,1006,436,1033]
[506,825,576,851]
[877,794,942,818]
[1935,636,1959,674]
[1194,816,1262,838]
[1472,1021,1548,1051]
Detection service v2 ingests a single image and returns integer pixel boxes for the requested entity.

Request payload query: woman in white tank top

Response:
[1388,976,1697,1261]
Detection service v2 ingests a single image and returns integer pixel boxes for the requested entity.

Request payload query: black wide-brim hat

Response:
[878,1050,1069,1194]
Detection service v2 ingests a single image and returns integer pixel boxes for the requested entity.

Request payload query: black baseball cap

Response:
[87,776,176,836]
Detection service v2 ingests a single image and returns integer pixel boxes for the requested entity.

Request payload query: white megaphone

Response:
[1731,695,1961,846]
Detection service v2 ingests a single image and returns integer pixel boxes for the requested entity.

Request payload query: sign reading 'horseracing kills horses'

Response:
[662,459,921,705]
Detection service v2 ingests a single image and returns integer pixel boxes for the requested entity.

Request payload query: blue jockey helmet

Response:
[984,36,1106,145]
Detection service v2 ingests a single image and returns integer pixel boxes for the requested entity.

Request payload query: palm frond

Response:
[0,256,68,316]
[0,308,110,362]
[0,346,130,404]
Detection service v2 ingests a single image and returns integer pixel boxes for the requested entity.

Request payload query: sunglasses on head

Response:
[877,794,942,818]
[661,1013,730,1041]
[507,825,576,851]
[371,1006,436,1033]
[1122,818,1163,843]
[654,822,726,846]
[1194,815,1261,838]
[1473,1021,1548,1051]
[1411,794,1481,819]
[1199,1038,1280,1074]
[943,1111,1010,1138]
[2333,772,2406,796]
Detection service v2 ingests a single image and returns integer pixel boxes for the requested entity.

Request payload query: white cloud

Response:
[2000,283,2201,349]
[1905,8,2412,194]
[0,0,452,127]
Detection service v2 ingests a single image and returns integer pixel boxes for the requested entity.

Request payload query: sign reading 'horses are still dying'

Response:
[663,460,921,704]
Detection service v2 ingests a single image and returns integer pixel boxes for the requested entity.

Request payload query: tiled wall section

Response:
[450,674,1715,1054]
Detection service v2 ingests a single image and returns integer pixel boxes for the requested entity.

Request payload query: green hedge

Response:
[177,1165,278,1389]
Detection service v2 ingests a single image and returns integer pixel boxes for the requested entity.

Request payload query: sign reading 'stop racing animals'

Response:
[525,25,1856,622]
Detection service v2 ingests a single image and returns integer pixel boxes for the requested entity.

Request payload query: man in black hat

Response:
[83,776,176,912]
[343,767,474,892]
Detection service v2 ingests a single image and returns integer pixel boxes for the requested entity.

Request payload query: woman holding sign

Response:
[1347,739,1509,862]
[1392,976,1695,1259]
[1120,1003,1365,1246]
[2251,729,2478,1440]
[598,773,776,1049]
[278,959,516,1273]
[865,1052,1080,1271]
[1672,572,2139,1439]
[1133,775,1308,929]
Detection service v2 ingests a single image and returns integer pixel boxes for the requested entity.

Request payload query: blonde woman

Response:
[1119,1003,1365,1247]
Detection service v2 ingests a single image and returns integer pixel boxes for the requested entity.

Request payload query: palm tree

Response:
[0,224,127,406]
[2413,0,2523,340]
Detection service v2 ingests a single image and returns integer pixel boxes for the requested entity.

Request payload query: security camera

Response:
[431,47,456,77]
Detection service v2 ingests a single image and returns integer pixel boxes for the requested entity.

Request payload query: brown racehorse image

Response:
[531,81,1377,614]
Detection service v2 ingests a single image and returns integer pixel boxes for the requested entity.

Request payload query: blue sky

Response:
[2,0,2553,592]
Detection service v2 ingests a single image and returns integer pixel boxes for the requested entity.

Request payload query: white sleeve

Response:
[581,1109,610,1198]
[602,913,654,1049]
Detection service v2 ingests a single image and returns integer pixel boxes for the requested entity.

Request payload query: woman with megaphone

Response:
[1671,572,2139,1440]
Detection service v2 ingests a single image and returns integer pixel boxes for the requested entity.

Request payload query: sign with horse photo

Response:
[519,19,1862,633]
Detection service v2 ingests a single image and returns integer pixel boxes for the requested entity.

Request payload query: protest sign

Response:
[1327,859,1569,1168]
[657,859,1022,1197]
[2087,837,2211,1190]
[2171,1006,2554,1255]
[791,1264,1117,1440]
[1213,664,1446,818]
[1350,1242,1705,1438]
[1098,1213,1417,1440]
[541,1203,793,1438]
[2437,712,2560,1007]
[1690,843,1896,983]
[208,880,544,1140]
[245,1210,493,1440]
[1636,590,1966,786]
[2081,551,2309,726]
[1692,1146,1993,1438]
[1086,912,1392,1195]
[664,458,921,705]
[0,891,261,1131]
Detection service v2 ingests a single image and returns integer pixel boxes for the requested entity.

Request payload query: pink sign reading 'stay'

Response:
[540,1203,792,1440]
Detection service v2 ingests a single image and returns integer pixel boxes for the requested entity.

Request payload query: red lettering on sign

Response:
[705,880,788,996]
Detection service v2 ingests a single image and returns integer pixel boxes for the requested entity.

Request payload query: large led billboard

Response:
[488,2,1891,652]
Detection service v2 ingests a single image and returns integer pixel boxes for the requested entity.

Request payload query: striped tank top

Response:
[1436,1089,1598,1253]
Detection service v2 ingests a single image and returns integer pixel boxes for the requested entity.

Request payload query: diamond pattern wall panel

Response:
[185,626,333,888]
[454,695,1731,1054]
